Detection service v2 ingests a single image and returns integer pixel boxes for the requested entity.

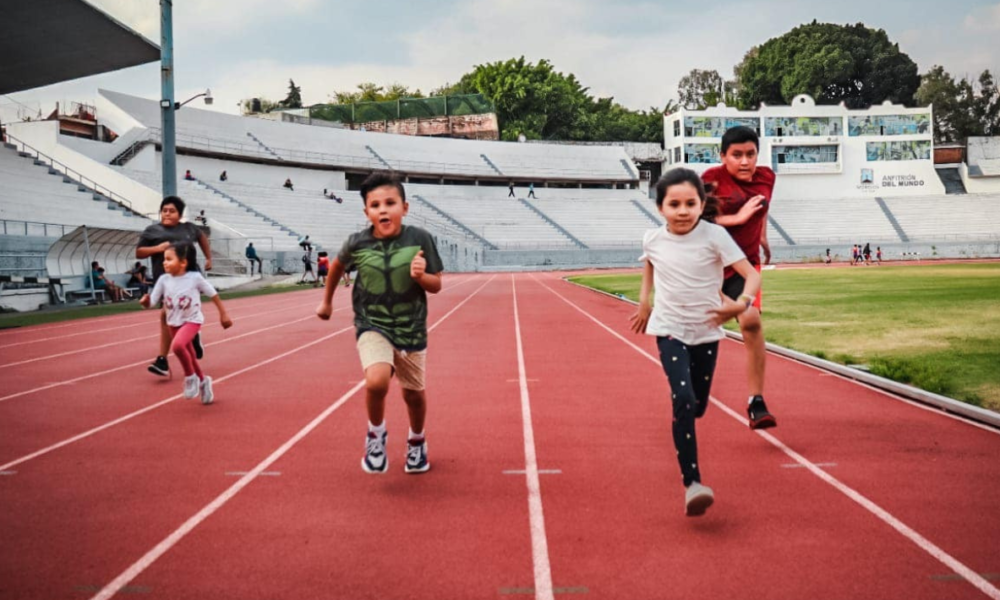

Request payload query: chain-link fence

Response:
[309,94,494,124]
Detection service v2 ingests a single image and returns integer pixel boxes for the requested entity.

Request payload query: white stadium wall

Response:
[663,95,945,200]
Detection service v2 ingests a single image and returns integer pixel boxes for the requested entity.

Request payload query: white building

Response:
[663,94,945,199]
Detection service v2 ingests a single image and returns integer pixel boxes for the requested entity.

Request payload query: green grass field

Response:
[569,263,1000,411]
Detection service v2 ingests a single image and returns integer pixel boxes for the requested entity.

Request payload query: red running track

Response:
[0,273,998,600]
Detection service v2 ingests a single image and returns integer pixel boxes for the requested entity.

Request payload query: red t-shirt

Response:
[317,256,330,272]
[701,165,775,278]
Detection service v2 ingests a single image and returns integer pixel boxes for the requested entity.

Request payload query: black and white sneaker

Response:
[748,395,777,430]
[148,355,169,377]
[193,333,204,360]
[361,430,388,474]
[405,439,429,474]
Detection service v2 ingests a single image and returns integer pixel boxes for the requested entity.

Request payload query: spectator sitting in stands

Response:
[91,260,124,302]
[298,235,312,252]
[220,170,228,182]
[127,262,152,295]
[195,210,208,226]
[184,169,195,181]
[284,178,294,191]
[246,242,263,277]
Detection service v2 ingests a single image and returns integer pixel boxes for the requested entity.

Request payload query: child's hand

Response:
[139,294,151,308]
[707,292,747,326]
[735,195,766,224]
[316,301,333,320]
[220,314,233,329]
[410,250,426,280]
[629,303,652,334]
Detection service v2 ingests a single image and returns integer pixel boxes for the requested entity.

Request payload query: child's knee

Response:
[671,388,698,419]
[740,311,762,334]
[402,388,425,405]
[364,363,393,395]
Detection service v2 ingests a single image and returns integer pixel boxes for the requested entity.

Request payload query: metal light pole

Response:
[160,0,176,198]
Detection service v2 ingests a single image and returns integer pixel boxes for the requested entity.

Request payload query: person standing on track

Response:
[701,126,778,430]
[631,168,761,517]
[316,172,444,475]
[137,196,212,378]
[140,242,232,405]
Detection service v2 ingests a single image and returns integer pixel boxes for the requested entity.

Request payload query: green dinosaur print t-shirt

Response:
[337,225,444,351]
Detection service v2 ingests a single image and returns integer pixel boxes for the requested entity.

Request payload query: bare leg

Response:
[402,388,427,434]
[364,363,393,425]
[738,308,766,396]
[159,309,171,357]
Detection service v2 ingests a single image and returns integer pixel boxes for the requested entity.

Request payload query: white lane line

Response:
[87,276,495,600]
[781,462,837,469]
[531,274,1000,600]
[225,471,281,477]
[0,470,16,475]
[511,275,555,600]
[0,297,321,369]
[503,470,562,475]
[734,338,1000,438]
[0,293,304,349]
[0,311,334,404]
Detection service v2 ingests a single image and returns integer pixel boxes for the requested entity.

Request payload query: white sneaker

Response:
[183,375,200,399]
[200,376,214,405]
[685,482,715,517]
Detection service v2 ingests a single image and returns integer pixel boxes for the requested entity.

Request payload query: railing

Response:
[3,132,136,212]
[0,218,73,237]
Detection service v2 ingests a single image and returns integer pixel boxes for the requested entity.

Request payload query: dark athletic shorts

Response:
[722,264,762,311]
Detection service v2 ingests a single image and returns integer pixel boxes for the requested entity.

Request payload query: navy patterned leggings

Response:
[656,336,719,487]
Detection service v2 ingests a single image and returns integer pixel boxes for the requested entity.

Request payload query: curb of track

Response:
[562,277,1000,431]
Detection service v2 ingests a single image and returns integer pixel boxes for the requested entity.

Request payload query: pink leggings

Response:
[169,323,203,379]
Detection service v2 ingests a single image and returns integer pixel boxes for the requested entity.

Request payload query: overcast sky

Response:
[3,0,999,122]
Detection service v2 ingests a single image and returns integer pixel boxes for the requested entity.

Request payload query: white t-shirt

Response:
[149,271,218,327]
[640,221,746,345]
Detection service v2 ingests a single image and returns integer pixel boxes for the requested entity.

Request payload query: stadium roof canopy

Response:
[0,0,159,95]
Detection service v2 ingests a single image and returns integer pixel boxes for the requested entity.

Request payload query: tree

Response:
[916,66,1000,142]
[678,69,735,109]
[735,21,920,109]
[281,79,302,109]
[330,82,425,104]
[239,97,280,115]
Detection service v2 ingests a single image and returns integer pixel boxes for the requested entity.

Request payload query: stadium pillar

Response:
[160,0,177,198]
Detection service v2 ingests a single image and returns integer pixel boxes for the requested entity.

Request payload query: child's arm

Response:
[210,295,233,329]
[760,225,772,265]
[629,260,654,334]
[316,257,345,320]
[714,195,766,227]
[410,250,442,294]
[142,277,165,309]
[707,258,761,325]
[197,230,212,271]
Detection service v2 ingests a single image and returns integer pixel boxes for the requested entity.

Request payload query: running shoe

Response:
[148,355,169,377]
[685,482,714,517]
[200,376,214,405]
[405,438,429,474]
[747,395,777,430]
[193,333,204,360]
[362,430,388,474]
[183,375,200,399]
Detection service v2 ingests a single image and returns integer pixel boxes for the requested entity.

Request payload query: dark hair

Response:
[654,167,719,223]
[160,196,186,217]
[359,172,406,206]
[91,260,99,268]
[167,241,198,272]
[721,126,759,155]
[318,251,328,257]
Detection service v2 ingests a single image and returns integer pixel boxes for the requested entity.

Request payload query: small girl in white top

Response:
[141,242,233,404]
[630,168,761,517]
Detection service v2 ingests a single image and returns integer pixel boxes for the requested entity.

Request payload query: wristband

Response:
[738,294,754,309]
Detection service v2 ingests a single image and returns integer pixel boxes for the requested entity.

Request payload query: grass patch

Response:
[570,263,1000,411]
[0,283,312,329]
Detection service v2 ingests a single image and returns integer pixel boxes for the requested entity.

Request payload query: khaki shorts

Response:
[356,331,427,391]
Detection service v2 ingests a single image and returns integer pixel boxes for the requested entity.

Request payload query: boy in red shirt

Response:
[701,126,777,430]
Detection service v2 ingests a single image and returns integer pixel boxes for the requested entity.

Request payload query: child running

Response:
[141,242,233,404]
[316,173,443,474]
[631,168,761,516]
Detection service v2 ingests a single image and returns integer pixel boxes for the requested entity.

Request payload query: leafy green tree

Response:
[678,69,736,109]
[239,97,280,115]
[736,21,920,109]
[916,66,1000,142]
[281,79,303,109]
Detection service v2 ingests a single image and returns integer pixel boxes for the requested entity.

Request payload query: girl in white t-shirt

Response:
[630,168,761,517]
[141,242,233,404]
